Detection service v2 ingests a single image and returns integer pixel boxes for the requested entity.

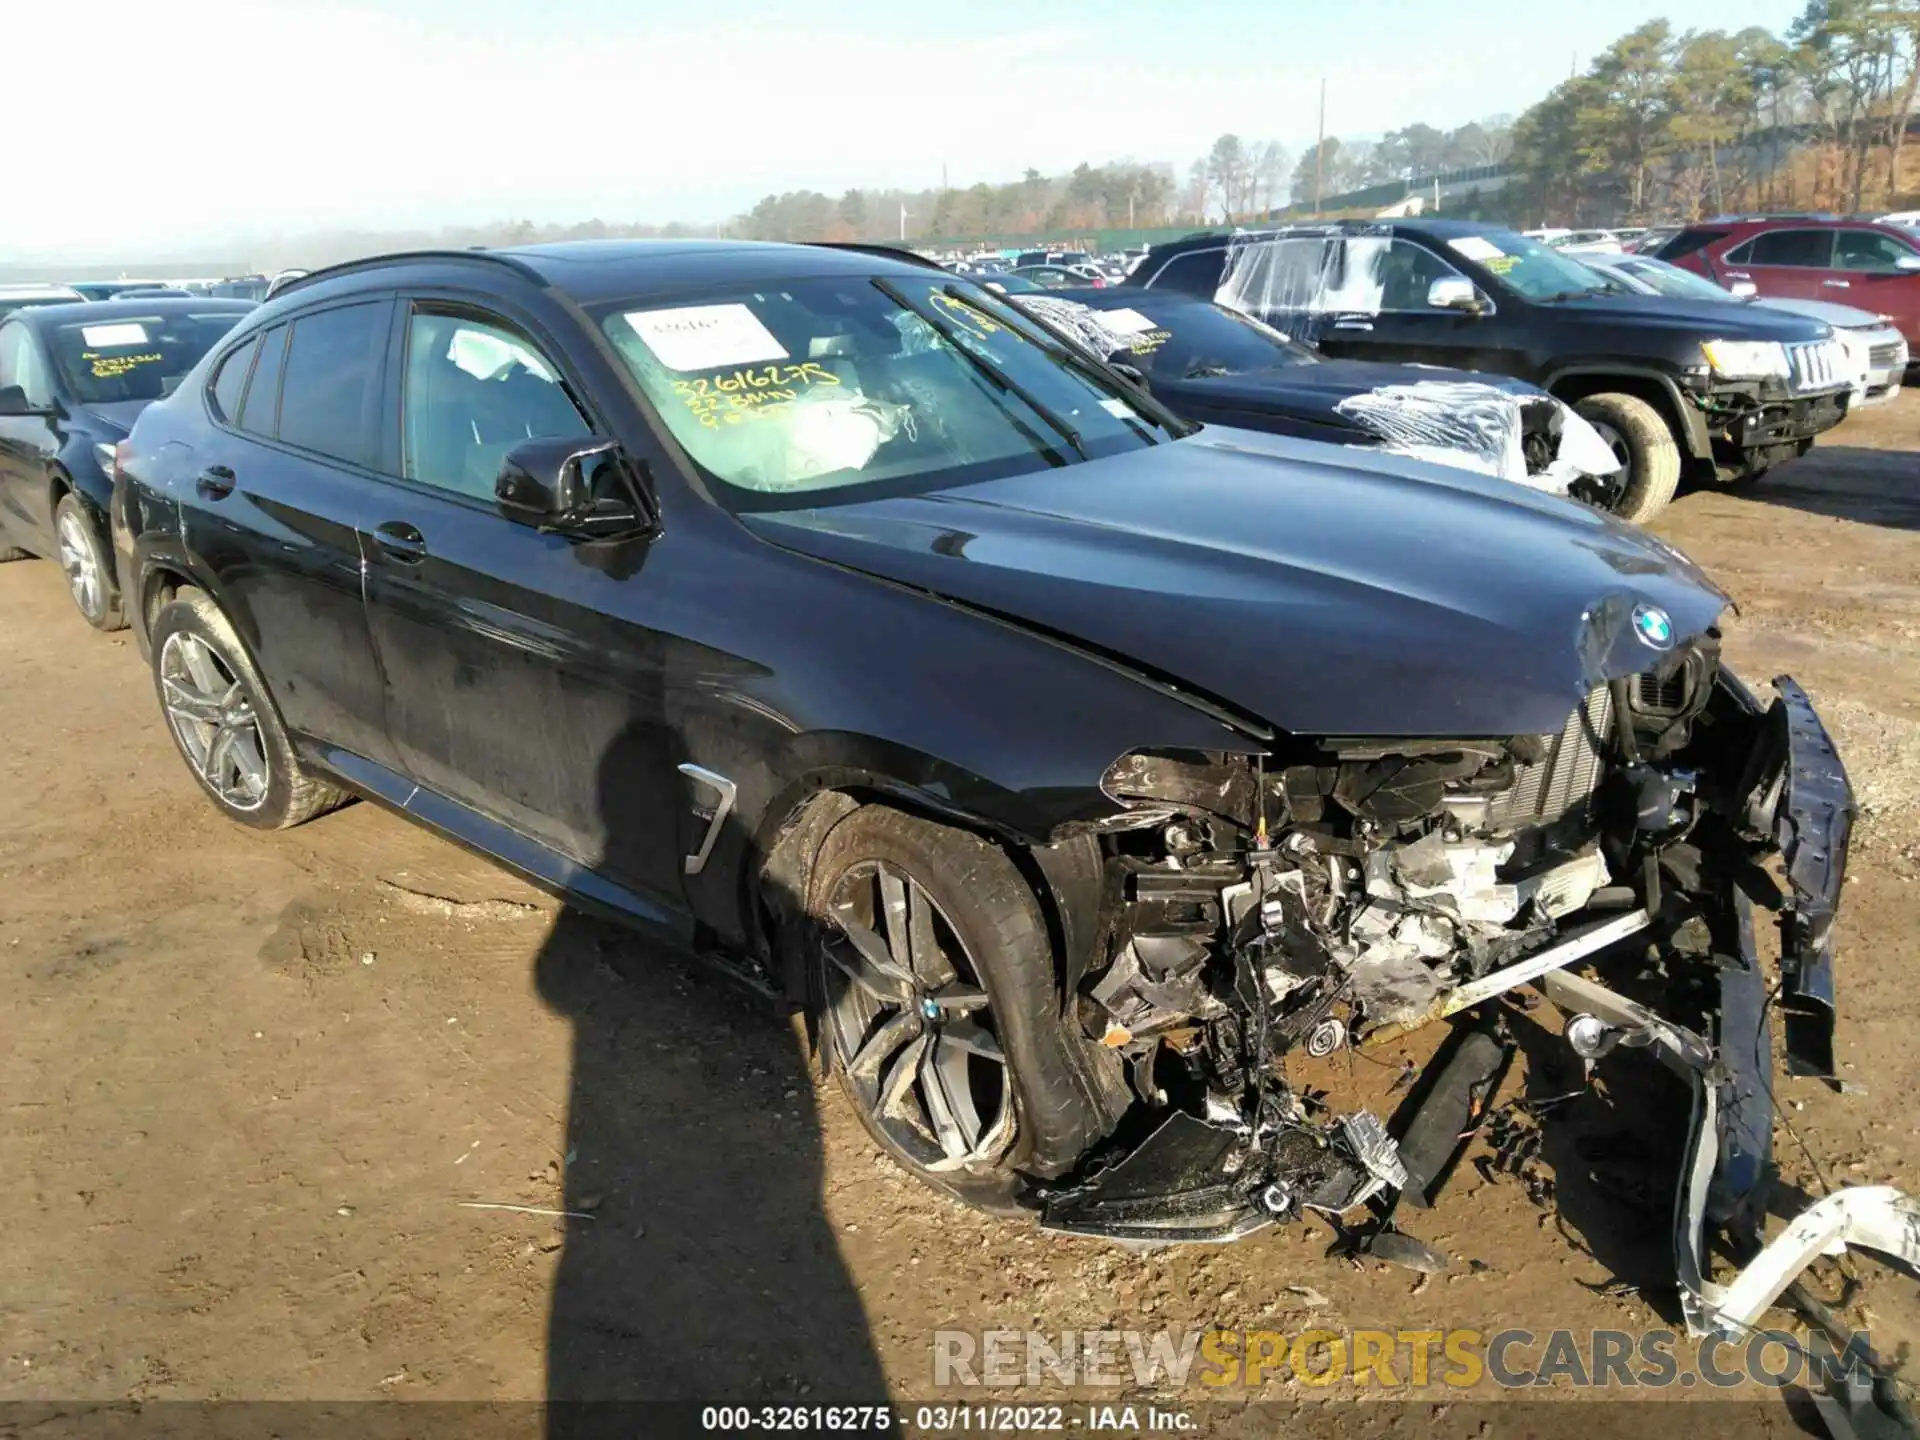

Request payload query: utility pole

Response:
[1313,77,1326,218]
[899,204,908,242]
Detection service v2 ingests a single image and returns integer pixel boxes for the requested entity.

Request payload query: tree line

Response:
[728,116,1516,245]
[1509,1,1920,224]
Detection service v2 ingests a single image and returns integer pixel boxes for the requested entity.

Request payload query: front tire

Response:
[54,494,124,631]
[808,804,1109,1213]
[1574,392,1682,524]
[149,586,349,830]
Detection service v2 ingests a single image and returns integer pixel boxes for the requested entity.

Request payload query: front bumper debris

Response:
[1041,676,1860,1336]
[1715,387,1851,452]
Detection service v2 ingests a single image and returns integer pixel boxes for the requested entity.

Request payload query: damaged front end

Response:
[1036,635,1856,1321]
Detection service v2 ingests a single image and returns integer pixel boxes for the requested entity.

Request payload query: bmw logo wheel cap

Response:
[1632,603,1675,651]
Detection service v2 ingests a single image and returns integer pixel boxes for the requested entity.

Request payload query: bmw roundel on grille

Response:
[1632,603,1675,651]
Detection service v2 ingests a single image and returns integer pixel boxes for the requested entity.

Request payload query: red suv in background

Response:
[1656,217,1920,347]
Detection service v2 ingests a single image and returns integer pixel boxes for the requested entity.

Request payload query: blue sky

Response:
[12,0,1806,257]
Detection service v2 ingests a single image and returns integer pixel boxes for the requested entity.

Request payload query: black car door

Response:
[1311,235,1530,376]
[356,299,684,914]
[176,302,400,769]
[0,319,61,552]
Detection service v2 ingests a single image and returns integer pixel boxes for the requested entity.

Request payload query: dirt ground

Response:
[1,397,1918,1432]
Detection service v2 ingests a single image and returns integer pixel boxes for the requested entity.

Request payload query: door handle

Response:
[1823,279,1851,288]
[371,520,427,564]
[195,465,235,500]
[1724,271,1752,280]
[1331,320,1374,331]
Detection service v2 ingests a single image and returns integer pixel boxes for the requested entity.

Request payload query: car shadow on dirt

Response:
[1733,448,1920,532]
[1498,1004,1695,1324]
[533,728,887,1430]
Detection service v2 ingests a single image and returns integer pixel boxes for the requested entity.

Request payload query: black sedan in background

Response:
[107,241,1849,1317]
[1014,288,1622,504]
[0,299,252,627]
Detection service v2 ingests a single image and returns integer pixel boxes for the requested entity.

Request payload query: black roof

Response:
[272,239,939,308]
[11,297,256,331]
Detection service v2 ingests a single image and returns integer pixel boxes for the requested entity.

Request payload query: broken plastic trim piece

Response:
[1711,1187,1920,1339]
[1767,676,1856,1083]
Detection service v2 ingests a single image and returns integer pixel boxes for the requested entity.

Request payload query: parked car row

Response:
[0,238,1861,1330]
[1117,218,1865,522]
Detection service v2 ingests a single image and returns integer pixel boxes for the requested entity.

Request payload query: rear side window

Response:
[1741,229,1835,267]
[276,302,389,469]
[1146,248,1228,296]
[238,325,287,437]
[208,336,257,423]
[1655,228,1727,261]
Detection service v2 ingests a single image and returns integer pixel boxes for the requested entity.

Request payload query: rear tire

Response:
[54,494,125,631]
[148,586,349,831]
[1574,392,1682,524]
[808,804,1110,1214]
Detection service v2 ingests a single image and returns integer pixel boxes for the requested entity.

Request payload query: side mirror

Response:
[0,385,53,418]
[1896,255,1920,272]
[1427,276,1486,314]
[1728,279,1758,298]
[496,436,658,541]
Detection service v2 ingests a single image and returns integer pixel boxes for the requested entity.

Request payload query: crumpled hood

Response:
[744,428,1728,738]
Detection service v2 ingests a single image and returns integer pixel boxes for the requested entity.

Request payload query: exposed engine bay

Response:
[1036,633,1855,1335]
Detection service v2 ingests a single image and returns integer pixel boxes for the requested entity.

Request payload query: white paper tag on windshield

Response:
[624,303,788,372]
[1447,237,1506,263]
[1095,307,1158,336]
[1099,398,1137,419]
[81,322,149,347]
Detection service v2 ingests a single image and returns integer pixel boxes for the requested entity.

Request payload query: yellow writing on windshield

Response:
[83,350,164,380]
[673,368,842,430]
[1129,328,1173,355]
[930,291,1003,342]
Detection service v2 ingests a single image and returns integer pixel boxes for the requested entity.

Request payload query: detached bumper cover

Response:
[1748,676,1855,1080]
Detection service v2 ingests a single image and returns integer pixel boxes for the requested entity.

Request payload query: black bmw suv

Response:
[1129,220,1856,522]
[112,241,1851,1314]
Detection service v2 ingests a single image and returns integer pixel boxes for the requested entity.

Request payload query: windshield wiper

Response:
[940,283,1195,439]
[873,278,1088,460]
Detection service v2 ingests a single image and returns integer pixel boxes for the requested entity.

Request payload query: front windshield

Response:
[1019,296,1316,380]
[47,311,244,404]
[1444,230,1620,301]
[1609,256,1740,304]
[599,274,1179,507]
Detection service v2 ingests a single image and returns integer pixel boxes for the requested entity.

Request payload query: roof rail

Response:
[272,248,549,299]
[805,242,948,271]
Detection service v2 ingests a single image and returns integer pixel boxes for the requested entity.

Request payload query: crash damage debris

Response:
[1035,646,1861,1335]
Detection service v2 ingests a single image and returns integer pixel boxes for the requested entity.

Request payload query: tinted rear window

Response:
[238,325,287,436]
[1743,229,1835,267]
[1654,228,1728,261]
[1145,249,1227,296]
[276,302,387,468]
[208,336,258,423]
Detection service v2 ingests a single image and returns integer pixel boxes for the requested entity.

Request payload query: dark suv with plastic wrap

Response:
[1129,219,1855,522]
